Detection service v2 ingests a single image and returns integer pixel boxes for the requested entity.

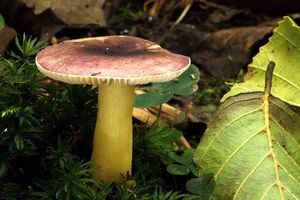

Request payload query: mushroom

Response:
[35,36,190,183]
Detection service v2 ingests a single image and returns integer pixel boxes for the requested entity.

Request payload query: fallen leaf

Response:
[211,0,300,13]
[192,22,276,79]
[22,0,106,26]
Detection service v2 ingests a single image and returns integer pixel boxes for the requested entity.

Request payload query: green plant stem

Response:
[91,82,135,183]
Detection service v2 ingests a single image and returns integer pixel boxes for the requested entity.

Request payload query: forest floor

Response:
[0,0,299,199]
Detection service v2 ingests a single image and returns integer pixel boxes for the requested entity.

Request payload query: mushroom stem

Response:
[91,82,135,183]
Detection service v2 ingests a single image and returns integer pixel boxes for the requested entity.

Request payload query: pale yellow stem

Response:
[91,82,135,183]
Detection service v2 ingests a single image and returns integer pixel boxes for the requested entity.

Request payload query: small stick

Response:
[153,103,183,118]
[171,0,194,29]
[176,136,192,149]
[132,108,156,125]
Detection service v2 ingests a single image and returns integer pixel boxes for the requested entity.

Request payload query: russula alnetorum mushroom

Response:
[35,36,190,183]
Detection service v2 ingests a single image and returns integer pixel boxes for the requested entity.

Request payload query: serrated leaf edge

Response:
[222,17,300,107]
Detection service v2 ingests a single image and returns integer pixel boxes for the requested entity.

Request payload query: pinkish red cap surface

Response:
[35,36,190,85]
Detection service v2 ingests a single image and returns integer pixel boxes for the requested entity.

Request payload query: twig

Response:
[171,0,194,29]
[132,108,156,125]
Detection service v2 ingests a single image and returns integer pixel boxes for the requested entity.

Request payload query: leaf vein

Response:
[275,29,299,49]
[270,114,300,152]
[260,183,276,200]
[233,153,269,200]
[276,160,300,187]
[199,109,260,160]
[281,183,300,200]
[215,128,264,178]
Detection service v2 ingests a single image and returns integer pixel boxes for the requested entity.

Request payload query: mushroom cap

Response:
[36,36,191,85]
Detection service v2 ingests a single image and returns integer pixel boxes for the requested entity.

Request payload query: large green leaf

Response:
[222,16,300,107]
[194,92,300,199]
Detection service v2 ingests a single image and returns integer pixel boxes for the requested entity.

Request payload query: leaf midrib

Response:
[262,92,284,199]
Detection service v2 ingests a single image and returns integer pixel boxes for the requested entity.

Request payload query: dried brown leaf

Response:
[192,23,276,79]
[22,0,106,26]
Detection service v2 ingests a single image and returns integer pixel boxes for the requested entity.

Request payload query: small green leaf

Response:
[14,134,24,150]
[167,164,190,175]
[1,106,20,118]
[134,65,200,108]
[134,92,173,108]
[167,149,194,165]
[145,121,182,149]
[0,162,8,177]
[188,164,199,177]
[0,14,4,31]
[152,64,200,96]
[186,174,215,198]
[160,153,175,165]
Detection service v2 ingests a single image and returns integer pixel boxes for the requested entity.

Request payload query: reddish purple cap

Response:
[35,36,191,85]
